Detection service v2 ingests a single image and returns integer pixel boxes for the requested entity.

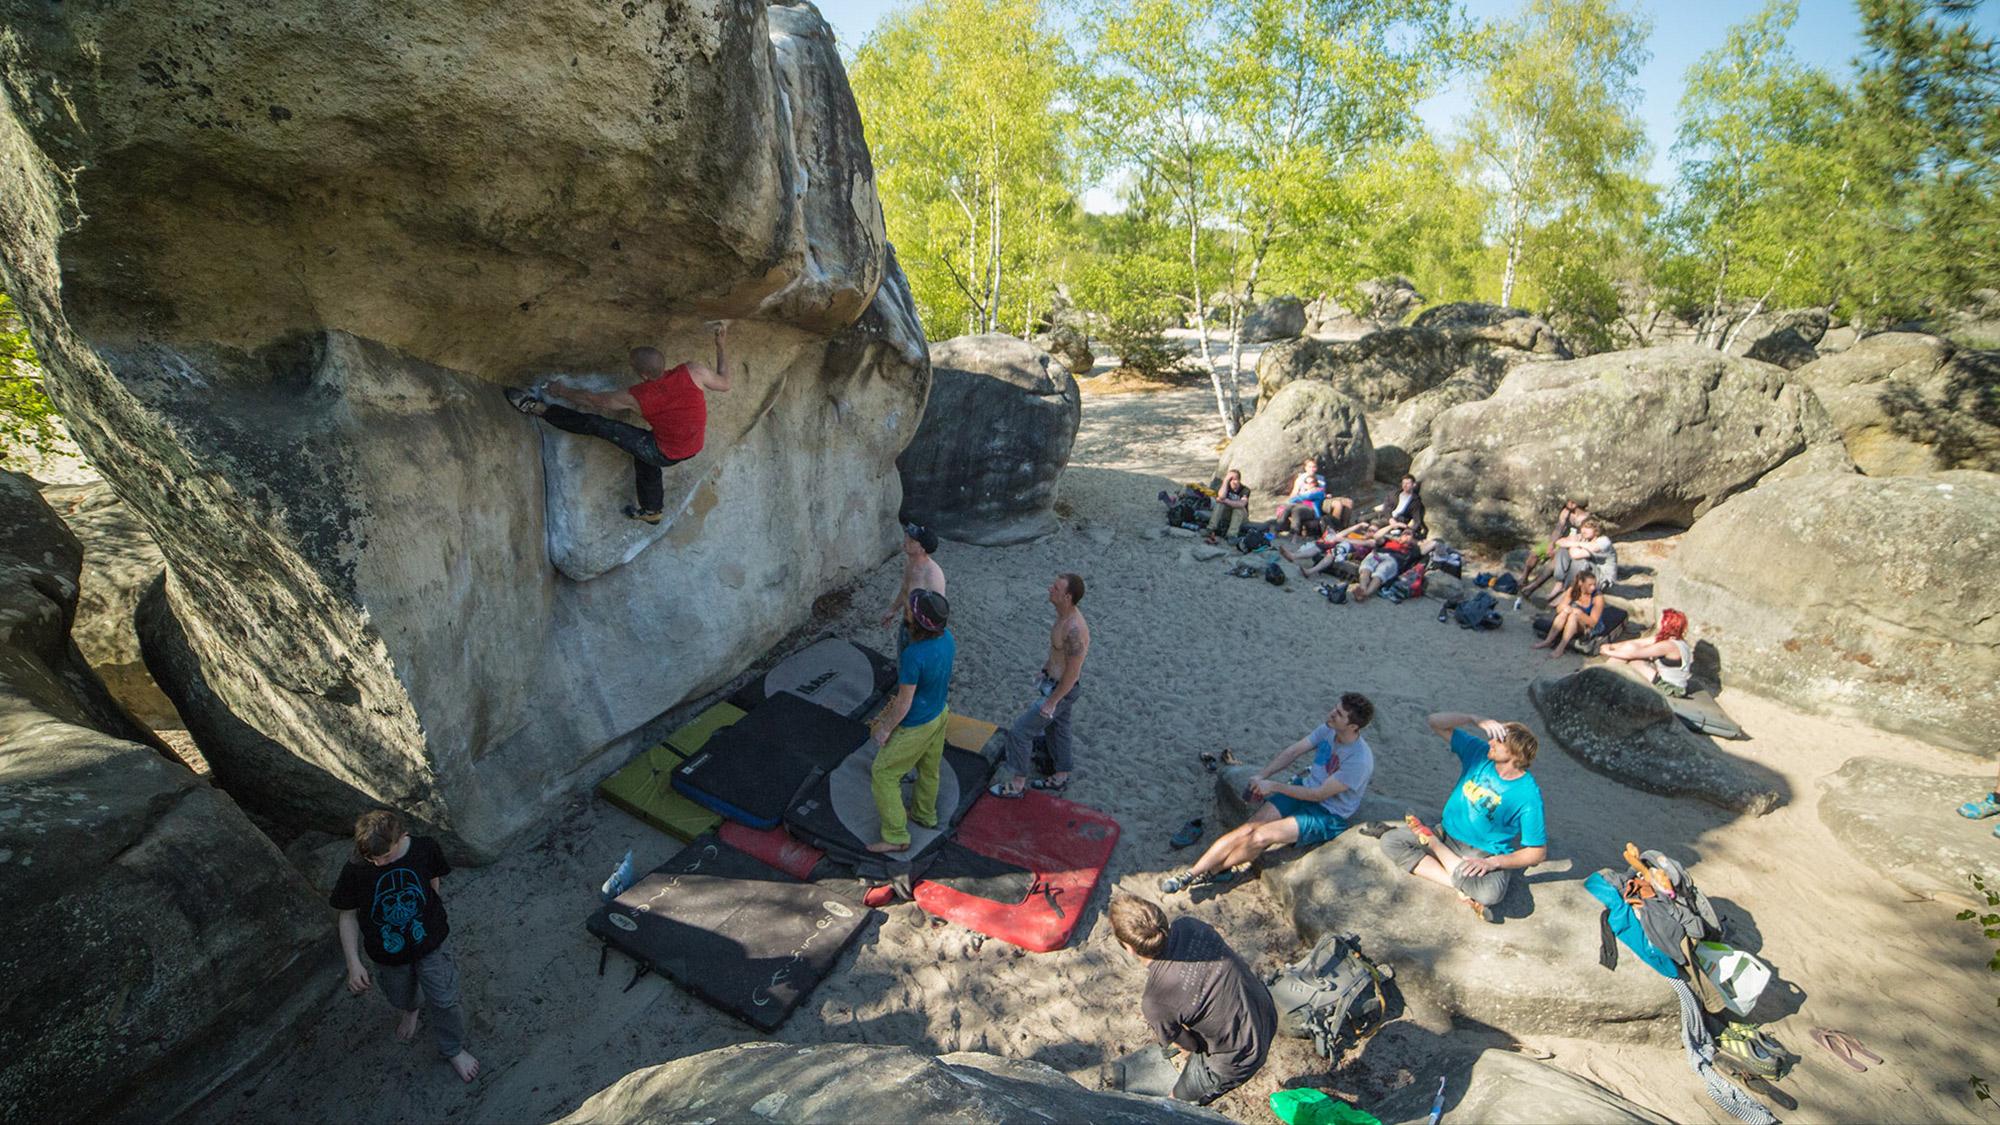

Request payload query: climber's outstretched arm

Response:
[692,321,732,394]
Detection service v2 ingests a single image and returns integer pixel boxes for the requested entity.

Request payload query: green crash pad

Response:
[599,702,746,840]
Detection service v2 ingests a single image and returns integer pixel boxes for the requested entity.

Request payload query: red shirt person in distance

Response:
[504,321,734,523]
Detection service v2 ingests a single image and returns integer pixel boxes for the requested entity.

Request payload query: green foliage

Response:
[1958,872,2000,1101]
[0,292,59,458]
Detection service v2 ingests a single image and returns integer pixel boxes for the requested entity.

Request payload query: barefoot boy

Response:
[330,809,481,1082]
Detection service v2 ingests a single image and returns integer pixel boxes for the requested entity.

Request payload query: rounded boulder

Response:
[1218,381,1374,508]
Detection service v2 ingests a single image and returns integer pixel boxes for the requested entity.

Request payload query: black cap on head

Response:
[910,589,950,632]
[903,522,940,554]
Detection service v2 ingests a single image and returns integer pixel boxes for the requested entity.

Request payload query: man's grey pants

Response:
[1002,679,1082,778]
[1379,826,1511,907]
[376,945,467,1058]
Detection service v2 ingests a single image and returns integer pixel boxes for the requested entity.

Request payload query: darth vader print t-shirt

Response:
[329,835,453,966]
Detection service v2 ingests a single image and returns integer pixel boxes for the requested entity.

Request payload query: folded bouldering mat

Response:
[945,713,1005,764]
[1669,687,1747,740]
[783,740,995,868]
[911,789,1120,953]
[597,701,746,841]
[728,637,896,720]
[719,821,826,881]
[673,692,870,829]
[585,833,872,1032]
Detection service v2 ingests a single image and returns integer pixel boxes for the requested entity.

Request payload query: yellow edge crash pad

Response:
[599,701,747,841]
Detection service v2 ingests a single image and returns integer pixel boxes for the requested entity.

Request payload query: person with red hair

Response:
[1600,608,1694,696]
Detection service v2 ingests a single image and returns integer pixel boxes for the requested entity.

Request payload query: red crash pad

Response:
[912,790,1120,953]
[718,821,826,882]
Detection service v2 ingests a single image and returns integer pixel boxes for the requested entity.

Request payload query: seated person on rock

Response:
[1109,893,1277,1106]
[1516,517,1611,605]
[1160,693,1375,894]
[1379,711,1546,923]
[1958,763,2000,839]
[1375,474,1427,537]
[1520,498,1589,588]
[1600,608,1693,695]
[1533,571,1606,659]
[866,590,955,854]
[881,522,945,652]
[1205,469,1251,544]
[503,322,733,524]
[1271,459,1327,535]
[1347,527,1423,603]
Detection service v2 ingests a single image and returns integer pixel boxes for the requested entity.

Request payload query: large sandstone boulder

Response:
[1357,276,1425,325]
[1217,382,1374,508]
[1795,332,2000,475]
[1255,313,1565,413]
[1655,471,2000,753]
[1369,368,1506,483]
[1818,756,2000,909]
[1213,767,1678,1042]
[1411,302,1530,332]
[897,334,1081,546]
[0,472,332,1123]
[0,3,929,859]
[37,481,175,729]
[1529,669,1781,816]
[1375,1049,1672,1125]
[555,1042,1230,1124]
[1241,295,1307,342]
[1415,345,1853,548]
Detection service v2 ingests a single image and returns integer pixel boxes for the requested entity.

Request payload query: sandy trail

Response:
[198,383,1998,1125]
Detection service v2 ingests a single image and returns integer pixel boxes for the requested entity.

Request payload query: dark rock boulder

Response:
[1794,332,2000,475]
[1744,326,1820,370]
[1656,471,2000,753]
[1411,302,1533,332]
[1415,345,1853,548]
[898,334,1081,545]
[1368,368,1507,483]
[554,1042,1231,1124]
[1528,669,1781,816]
[1217,382,1374,508]
[1357,275,1424,325]
[1254,312,1564,414]
[1241,294,1307,342]
[0,471,332,1124]
[1817,756,2000,909]
[35,480,175,730]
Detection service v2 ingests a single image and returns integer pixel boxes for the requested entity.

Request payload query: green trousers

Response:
[872,709,949,845]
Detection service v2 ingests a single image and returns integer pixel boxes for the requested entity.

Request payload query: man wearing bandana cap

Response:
[866,589,956,853]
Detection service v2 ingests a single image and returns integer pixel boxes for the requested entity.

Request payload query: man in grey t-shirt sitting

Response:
[1160,692,1376,894]
[1109,894,1277,1105]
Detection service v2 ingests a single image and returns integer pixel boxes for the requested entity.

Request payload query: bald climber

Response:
[505,321,733,523]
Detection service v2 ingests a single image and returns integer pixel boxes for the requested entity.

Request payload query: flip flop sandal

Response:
[1029,777,1069,793]
[1809,1027,1876,1072]
[1220,749,1239,766]
[986,782,1026,800]
[1169,818,1203,849]
[1198,751,1221,773]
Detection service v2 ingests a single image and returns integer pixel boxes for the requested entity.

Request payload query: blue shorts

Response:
[1267,794,1350,847]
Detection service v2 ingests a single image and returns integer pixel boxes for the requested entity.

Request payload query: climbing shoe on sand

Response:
[1169,819,1203,849]
[503,386,547,415]
[1959,793,2000,819]
[622,505,663,525]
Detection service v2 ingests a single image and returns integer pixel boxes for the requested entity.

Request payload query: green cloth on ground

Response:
[1269,1087,1381,1125]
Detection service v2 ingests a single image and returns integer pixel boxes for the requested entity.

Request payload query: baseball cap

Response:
[903,522,940,553]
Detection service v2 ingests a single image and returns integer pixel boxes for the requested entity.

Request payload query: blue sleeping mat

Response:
[673,691,870,829]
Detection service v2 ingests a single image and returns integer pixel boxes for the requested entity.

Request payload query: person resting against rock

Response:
[503,321,733,524]
[1519,497,1590,589]
[1347,526,1423,602]
[1160,693,1376,895]
[1533,571,1606,658]
[1379,711,1546,923]
[1516,517,1611,606]
[1271,459,1326,535]
[1599,608,1694,695]
[1374,474,1426,537]
[1205,469,1251,544]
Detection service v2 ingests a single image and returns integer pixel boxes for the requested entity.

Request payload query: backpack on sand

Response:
[1267,933,1395,1059]
[1455,590,1502,630]
[1264,561,1287,587]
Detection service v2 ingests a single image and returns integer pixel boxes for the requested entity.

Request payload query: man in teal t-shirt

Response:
[866,590,956,853]
[1379,710,1548,921]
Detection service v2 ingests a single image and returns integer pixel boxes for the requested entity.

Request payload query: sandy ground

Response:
[179,372,2000,1123]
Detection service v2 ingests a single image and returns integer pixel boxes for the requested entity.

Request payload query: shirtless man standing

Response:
[990,573,1090,797]
[881,523,946,652]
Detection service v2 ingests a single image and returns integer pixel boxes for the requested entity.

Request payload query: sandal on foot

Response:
[1465,896,1496,923]
[1169,818,1204,849]
[503,386,547,416]
[986,782,1026,800]
[1030,776,1069,793]
[1405,814,1435,845]
[622,505,663,525]
[1960,793,2000,819]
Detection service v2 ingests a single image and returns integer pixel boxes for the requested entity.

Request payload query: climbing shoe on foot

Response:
[622,505,663,525]
[1960,793,2000,819]
[503,386,546,415]
[1159,869,1207,895]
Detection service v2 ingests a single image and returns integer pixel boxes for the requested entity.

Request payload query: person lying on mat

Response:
[866,590,955,854]
[1160,693,1376,895]
[1378,711,1546,923]
[1600,608,1694,694]
[882,522,945,651]
[990,572,1090,798]
[502,322,733,524]
[1347,526,1422,603]
[1109,893,1276,1106]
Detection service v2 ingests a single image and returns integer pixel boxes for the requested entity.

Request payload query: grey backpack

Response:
[1266,933,1394,1059]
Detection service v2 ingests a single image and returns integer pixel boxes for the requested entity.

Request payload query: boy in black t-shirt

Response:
[329,809,480,1082]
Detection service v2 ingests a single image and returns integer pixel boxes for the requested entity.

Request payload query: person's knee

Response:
[1458,871,1508,906]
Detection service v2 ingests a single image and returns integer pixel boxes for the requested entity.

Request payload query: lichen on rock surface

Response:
[0,1,929,859]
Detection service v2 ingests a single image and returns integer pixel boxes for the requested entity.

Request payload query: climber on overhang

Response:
[504,320,733,524]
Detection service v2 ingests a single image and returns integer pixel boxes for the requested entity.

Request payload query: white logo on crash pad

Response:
[822,901,855,919]
[609,913,638,931]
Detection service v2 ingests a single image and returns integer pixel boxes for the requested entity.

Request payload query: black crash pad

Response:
[585,834,872,1031]
[673,692,871,829]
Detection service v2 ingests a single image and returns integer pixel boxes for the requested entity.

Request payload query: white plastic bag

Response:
[1694,940,1771,1016]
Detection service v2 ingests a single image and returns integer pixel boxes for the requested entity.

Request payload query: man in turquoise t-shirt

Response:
[866,590,956,853]
[1379,710,1548,922]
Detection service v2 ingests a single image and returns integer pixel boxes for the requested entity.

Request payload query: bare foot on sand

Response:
[448,1050,480,1082]
[395,1010,419,1042]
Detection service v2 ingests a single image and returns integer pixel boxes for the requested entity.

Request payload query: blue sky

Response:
[810,0,1907,190]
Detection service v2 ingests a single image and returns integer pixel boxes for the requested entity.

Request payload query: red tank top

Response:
[628,364,706,460]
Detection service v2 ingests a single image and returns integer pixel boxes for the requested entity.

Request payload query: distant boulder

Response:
[1218,381,1374,508]
[1744,326,1819,370]
[898,334,1081,545]
[1356,275,1424,325]
[1241,294,1307,342]
[1254,311,1565,413]
[1795,332,2000,475]
[1412,302,1532,332]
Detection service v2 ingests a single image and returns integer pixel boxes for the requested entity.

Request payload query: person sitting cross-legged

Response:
[1379,711,1547,922]
[1160,693,1376,894]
